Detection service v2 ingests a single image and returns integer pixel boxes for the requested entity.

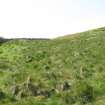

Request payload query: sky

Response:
[0,0,105,38]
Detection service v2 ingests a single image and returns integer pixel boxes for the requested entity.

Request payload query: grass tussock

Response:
[0,27,105,104]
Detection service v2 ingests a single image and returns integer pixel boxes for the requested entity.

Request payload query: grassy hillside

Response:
[0,27,105,105]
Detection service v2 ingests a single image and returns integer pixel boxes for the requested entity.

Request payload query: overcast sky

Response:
[0,0,105,38]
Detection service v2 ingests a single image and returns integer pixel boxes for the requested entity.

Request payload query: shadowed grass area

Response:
[0,27,105,104]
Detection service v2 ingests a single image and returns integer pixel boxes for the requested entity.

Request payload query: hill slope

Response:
[0,27,105,105]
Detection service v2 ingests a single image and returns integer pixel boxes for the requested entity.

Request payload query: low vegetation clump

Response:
[0,27,105,104]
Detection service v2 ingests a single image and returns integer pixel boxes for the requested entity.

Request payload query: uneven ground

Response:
[0,27,105,105]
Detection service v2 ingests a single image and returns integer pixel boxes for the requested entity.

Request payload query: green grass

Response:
[0,27,105,104]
